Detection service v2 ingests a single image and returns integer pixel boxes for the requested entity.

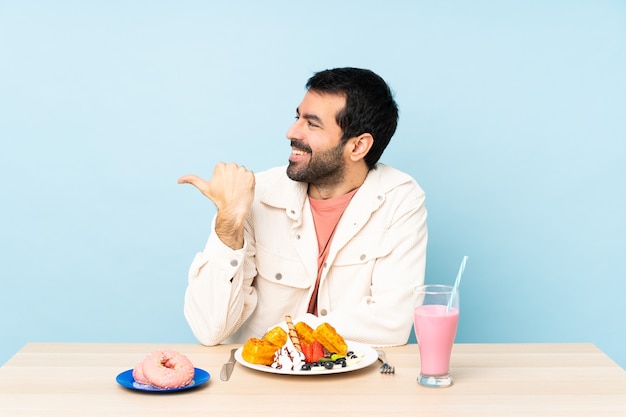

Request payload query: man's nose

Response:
[285,119,301,140]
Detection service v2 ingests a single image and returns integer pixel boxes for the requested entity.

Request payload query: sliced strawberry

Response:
[311,341,325,363]
[301,342,313,363]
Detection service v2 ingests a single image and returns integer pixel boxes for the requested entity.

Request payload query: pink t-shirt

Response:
[307,188,359,314]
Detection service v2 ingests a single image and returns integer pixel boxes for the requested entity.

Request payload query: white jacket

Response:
[184,163,427,346]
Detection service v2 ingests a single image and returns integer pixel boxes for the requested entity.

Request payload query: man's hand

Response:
[178,162,255,249]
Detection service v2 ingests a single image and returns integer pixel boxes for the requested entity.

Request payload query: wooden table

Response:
[0,343,624,416]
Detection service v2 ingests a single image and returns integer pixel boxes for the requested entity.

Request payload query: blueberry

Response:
[300,364,311,371]
[323,362,334,370]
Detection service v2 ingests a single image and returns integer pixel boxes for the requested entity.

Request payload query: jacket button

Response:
[296,234,301,240]
[359,254,366,261]
[230,259,238,267]
[320,309,327,316]
[275,273,282,280]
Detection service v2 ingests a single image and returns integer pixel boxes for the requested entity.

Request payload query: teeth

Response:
[292,149,307,155]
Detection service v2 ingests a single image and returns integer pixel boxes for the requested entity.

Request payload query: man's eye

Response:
[307,120,319,128]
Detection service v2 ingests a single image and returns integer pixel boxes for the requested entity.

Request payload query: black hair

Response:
[306,67,398,169]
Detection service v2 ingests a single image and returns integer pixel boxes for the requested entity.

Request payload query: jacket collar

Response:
[258,163,412,220]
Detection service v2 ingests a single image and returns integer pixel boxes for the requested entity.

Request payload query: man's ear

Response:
[348,133,374,162]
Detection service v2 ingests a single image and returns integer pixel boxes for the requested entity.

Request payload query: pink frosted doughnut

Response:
[141,350,195,389]
[132,362,151,385]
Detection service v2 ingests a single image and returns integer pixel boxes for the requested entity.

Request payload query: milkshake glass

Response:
[413,284,459,388]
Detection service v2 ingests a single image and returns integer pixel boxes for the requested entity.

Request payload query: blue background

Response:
[1,1,625,368]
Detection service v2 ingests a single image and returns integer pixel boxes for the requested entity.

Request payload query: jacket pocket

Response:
[332,230,392,267]
[321,231,393,309]
[255,243,311,289]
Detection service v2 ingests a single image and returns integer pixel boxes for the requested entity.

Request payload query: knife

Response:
[220,348,238,381]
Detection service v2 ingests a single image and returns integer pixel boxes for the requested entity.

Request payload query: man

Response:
[179,67,427,347]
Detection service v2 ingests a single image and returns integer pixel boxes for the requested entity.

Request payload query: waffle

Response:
[241,338,281,365]
[294,321,317,345]
[242,326,287,365]
[313,322,348,355]
[263,326,288,347]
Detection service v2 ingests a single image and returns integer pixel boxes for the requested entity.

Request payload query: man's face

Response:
[285,91,347,187]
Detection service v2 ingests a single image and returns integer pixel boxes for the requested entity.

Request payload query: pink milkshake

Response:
[413,304,459,376]
[414,284,460,387]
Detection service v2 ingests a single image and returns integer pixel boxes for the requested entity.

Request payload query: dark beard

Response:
[286,140,346,187]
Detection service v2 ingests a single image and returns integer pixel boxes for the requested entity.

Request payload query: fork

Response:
[377,350,395,374]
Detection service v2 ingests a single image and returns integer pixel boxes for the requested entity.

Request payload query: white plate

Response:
[234,341,378,375]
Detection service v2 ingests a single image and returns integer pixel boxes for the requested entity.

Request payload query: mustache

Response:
[290,140,312,153]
